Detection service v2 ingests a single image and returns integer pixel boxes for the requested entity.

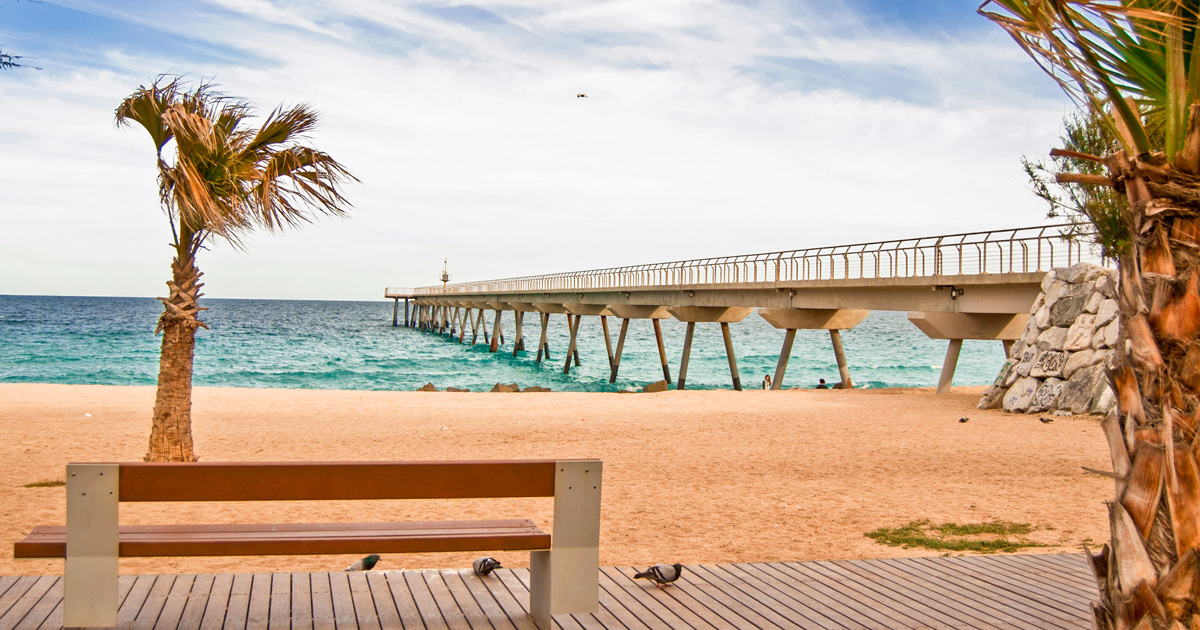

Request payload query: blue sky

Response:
[0,1,1074,299]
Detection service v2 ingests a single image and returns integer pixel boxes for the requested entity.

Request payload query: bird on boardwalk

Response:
[344,554,381,571]
[473,557,502,577]
[634,563,683,587]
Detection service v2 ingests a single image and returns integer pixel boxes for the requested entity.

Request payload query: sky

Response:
[0,0,1077,300]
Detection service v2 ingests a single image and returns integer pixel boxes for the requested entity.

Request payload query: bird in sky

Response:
[634,563,683,587]
[577,93,588,98]
[344,554,381,571]
[473,557,503,577]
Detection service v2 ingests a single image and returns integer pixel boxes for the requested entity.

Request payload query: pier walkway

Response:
[387,224,1104,392]
[1,553,1096,629]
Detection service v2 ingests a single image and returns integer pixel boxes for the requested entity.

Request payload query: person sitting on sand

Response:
[762,374,772,390]
[815,378,828,389]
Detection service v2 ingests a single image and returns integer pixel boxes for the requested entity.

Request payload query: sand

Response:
[0,383,1113,576]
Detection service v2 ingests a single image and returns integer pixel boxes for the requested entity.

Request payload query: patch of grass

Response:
[865,519,1049,554]
[22,479,65,488]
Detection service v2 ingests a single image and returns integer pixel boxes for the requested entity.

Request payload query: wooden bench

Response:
[13,459,602,630]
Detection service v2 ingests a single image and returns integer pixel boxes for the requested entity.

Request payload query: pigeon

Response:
[1040,417,1054,423]
[473,557,502,577]
[959,417,969,423]
[634,563,683,587]
[577,93,588,98]
[344,554,381,571]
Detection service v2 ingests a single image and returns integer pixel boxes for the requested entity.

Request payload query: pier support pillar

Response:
[564,315,582,374]
[906,312,1028,394]
[393,298,399,327]
[601,316,613,371]
[534,304,569,363]
[771,329,797,391]
[653,320,671,384]
[404,299,410,327]
[490,309,503,352]
[536,313,551,362]
[829,329,853,389]
[720,322,742,390]
[610,318,630,383]
[678,322,696,390]
[514,311,525,356]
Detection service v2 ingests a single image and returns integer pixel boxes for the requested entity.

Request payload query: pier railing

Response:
[412,224,1102,296]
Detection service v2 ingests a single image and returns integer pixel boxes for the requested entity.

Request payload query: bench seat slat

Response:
[14,519,550,558]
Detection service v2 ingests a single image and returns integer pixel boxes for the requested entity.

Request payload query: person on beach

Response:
[816,379,828,389]
[762,374,772,390]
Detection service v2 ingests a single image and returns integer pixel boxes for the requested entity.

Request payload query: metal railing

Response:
[384,287,416,298]
[411,224,1103,296]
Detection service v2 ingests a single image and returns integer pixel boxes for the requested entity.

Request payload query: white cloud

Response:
[0,0,1073,299]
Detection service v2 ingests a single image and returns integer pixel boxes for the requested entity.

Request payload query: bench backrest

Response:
[100,460,565,502]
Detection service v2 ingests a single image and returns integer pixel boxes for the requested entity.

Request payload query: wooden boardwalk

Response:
[0,554,1097,630]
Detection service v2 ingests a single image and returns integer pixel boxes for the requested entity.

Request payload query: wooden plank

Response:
[880,556,1081,630]
[745,561,904,630]
[199,573,234,630]
[131,573,176,630]
[687,564,805,630]
[177,574,215,630]
[661,564,781,630]
[34,598,62,630]
[603,567,728,630]
[0,576,19,603]
[383,571,429,630]
[453,569,519,630]
[14,576,60,630]
[327,570,359,630]
[289,572,313,630]
[153,573,194,630]
[503,568,587,630]
[310,572,336,630]
[599,567,709,630]
[862,557,1055,629]
[429,570,491,630]
[0,576,38,621]
[223,573,254,630]
[16,520,551,559]
[244,573,272,630]
[117,460,559,501]
[830,557,1008,629]
[364,572,400,630]
[932,556,1093,619]
[473,569,540,630]
[728,563,868,630]
[587,568,657,630]
[985,554,1098,593]
[0,575,56,630]
[404,569,455,630]
[422,570,477,630]
[346,571,381,630]
[268,572,294,630]
[781,559,976,629]
[614,566,754,630]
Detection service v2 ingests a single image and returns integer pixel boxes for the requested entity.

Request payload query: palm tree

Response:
[981,2,1200,628]
[116,76,356,462]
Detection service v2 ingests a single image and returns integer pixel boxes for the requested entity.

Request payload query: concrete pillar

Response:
[653,319,671,383]
[514,311,525,356]
[721,322,741,390]
[564,315,582,374]
[393,298,399,327]
[829,329,853,388]
[772,329,797,390]
[537,312,551,362]
[938,339,964,395]
[601,315,613,371]
[404,299,410,327]
[610,318,630,383]
[1002,339,1014,357]
[490,309,502,352]
[677,322,696,390]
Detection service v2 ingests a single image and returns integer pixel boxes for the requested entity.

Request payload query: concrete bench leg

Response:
[64,464,119,629]
[529,460,602,629]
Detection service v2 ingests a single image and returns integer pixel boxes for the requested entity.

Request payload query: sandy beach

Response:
[0,383,1112,576]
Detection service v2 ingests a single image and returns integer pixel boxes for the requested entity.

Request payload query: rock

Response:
[1044,281,1066,309]
[1029,293,1045,316]
[1084,292,1103,314]
[1096,274,1117,298]
[1063,349,1095,380]
[1023,322,1041,348]
[523,386,551,393]
[1015,346,1038,376]
[1028,378,1066,413]
[490,383,515,393]
[1037,327,1070,351]
[1034,304,1052,329]
[1096,299,1119,327]
[642,380,669,393]
[1004,364,1022,386]
[1104,349,1121,370]
[1030,350,1067,378]
[1064,314,1097,351]
[978,384,1005,410]
[507,383,520,391]
[1060,365,1108,415]
[1103,318,1120,348]
[445,387,470,392]
[1040,270,1058,293]
[417,383,437,392]
[1051,295,1088,327]
[1003,376,1041,412]
[1092,383,1118,414]
[1061,262,1094,284]
[1092,328,1106,350]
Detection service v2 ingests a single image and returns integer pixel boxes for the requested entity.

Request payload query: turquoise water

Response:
[0,296,1007,392]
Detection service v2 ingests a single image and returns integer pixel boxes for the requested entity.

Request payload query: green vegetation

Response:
[865,519,1049,554]
[22,479,65,488]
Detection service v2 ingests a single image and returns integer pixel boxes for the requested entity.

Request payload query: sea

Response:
[0,295,1009,392]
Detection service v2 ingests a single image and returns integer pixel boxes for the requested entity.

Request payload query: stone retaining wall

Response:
[978,262,1118,415]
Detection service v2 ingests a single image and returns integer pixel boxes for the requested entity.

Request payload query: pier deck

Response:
[1,553,1097,629]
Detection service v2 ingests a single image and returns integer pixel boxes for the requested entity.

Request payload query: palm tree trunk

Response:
[146,246,206,462]
[1092,149,1200,630]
